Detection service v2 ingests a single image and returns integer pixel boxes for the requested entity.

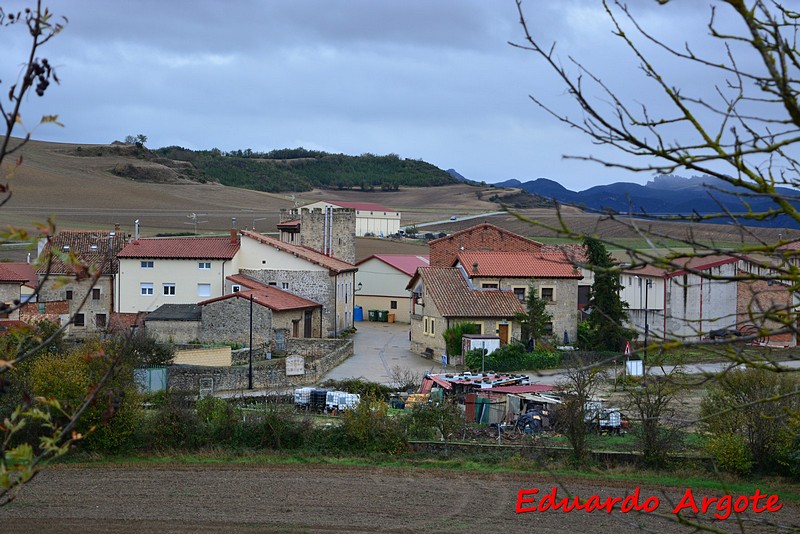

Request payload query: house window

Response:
[141,260,154,269]
[481,283,498,289]
[198,262,211,270]
[163,283,176,296]
[92,288,101,300]
[96,313,106,328]
[282,282,289,290]
[197,283,211,297]
[65,289,73,300]
[140,282,154,296]
[544,321,554,335]
[513,288,526,302]
[423,316,429,335]
[541,287,555,302]
[430,319,435,336]
[268,282,277,286]
[471,323,483,334]
[390,300,398,310]
[74,313,85,327]
[232,284,241,292]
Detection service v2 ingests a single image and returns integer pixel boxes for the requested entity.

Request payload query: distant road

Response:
[402,211,505,231]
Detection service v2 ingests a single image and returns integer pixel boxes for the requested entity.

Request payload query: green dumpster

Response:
[378,310,389,322]
[368,310,379,322]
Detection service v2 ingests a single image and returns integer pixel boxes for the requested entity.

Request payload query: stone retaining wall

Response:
[168,338,353,392]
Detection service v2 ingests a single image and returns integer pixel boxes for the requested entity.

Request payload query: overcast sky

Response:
[2,1,746,191]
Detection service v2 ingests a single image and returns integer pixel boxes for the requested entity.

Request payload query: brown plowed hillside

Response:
[0,139,790,259]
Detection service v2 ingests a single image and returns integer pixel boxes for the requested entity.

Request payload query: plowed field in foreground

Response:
[1,464,796,533]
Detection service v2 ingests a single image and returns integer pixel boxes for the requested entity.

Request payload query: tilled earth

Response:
[1,463,797,533]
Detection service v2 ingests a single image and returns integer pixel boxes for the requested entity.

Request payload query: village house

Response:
[355,254,429,323]
[298,200,400,237]
[0,263,37,319]
[453,250,583,343]
[406,266,524,362]
[35,229,126,337]
[115,232,240,314]
[428,222,543,268]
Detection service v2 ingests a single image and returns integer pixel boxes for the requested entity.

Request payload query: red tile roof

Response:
[240,230,357,274]
[356,254,429,277]
[200,285,321,312]
[457,251,583,279]
[408,267,524,318]
[36,230,126,275]
[117,236,239,260]
[277,219,301,230]
[0,263,37,287]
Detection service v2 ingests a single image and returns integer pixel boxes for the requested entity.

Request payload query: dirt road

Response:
[1,463,796,533]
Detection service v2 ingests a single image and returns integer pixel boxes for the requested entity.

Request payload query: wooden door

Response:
[498,323,509,345]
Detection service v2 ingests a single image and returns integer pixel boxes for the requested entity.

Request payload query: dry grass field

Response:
[0,139,792,262]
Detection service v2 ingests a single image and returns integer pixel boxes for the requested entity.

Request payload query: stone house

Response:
[115,232,240,314]
[406,266,524,362]
[142,304,202,343]
[298,200,400,238]
[278,205,357,263]
[237,230,357,337]
[428,222,543,268]
[354,254,429,323]
[35,230,126,337]
[453,250,583,343]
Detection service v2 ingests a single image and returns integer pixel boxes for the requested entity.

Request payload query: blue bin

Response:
[354,306,363,322]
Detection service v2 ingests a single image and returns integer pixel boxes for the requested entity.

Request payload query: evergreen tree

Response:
[583,237,631,351]
[516,284,552,350]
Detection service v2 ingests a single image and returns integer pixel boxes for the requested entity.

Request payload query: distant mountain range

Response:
[492,174,800,228]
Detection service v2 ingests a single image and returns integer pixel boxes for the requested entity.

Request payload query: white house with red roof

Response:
[354,254,429,323]
[300,200,400,237]
[115,232,240,313]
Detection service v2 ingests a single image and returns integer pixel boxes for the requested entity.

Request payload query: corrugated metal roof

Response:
[357,254,429,276]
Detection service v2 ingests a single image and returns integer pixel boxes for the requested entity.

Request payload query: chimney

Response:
[472,261,479,273]
[134,219,140,240]
[230,227,237,244]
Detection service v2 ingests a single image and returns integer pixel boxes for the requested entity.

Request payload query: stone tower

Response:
[282,207,356,264]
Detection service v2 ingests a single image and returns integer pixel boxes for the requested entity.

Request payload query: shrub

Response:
[338,397,406,454]
[195,396,237,445]
[705,433,753,475]
[442,323,480,357]
[465,343,560,372]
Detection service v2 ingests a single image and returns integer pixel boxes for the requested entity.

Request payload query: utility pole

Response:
[248,293,254,390]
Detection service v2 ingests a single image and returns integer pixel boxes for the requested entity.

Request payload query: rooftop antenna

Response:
[185,213,208,235]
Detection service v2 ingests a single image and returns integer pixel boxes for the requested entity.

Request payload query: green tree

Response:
[516,284,552,350]
[442,322,480,358]
[583,237,632,351]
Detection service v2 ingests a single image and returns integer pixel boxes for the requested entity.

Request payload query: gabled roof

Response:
[356,254,429,277]
[277,219,301,230]
[199,285,321,312]
[117,236,239,260]
[37,230,125,275]
[145,304,202,322]
[624,255,738,279]
[429,222,542,248]
[226,273,262,289]
[240,230,357,274]
[407,267,524,318]
[323,201,396,212]
[456,251,582,279]
[0,263,37,287]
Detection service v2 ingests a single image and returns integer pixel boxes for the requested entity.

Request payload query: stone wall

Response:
[199,297,272,345]
[167,338,354,392]
[241,268,336,336]
[37,275,114,337]
[145,319,201,344]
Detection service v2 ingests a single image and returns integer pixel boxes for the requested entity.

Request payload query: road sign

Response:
[624,341,632,358]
